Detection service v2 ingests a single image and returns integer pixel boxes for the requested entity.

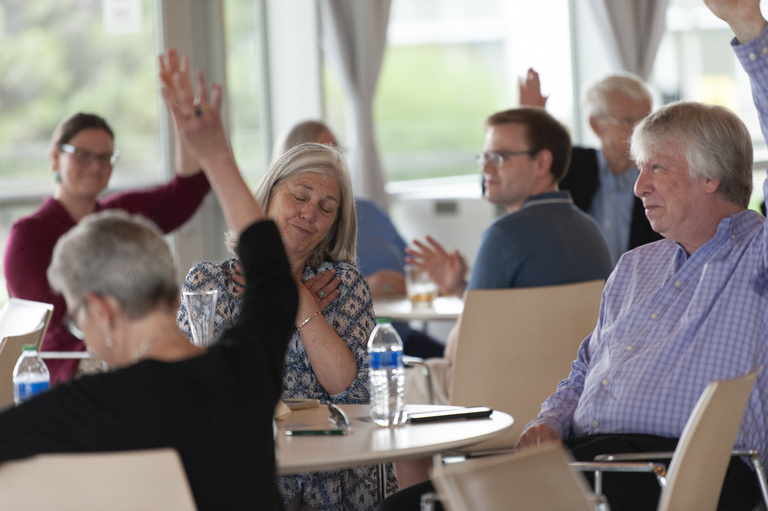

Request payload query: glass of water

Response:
[182,290,219,347]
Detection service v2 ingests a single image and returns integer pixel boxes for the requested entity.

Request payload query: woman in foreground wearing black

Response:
[0,53,296,510]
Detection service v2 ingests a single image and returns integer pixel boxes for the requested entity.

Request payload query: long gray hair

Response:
[227,142,357,267]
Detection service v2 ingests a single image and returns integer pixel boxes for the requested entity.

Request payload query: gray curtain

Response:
[587,0,669,79]
[319,0,392,210]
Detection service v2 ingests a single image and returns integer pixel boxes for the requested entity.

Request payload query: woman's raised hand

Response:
[158,49,263,234]
[158,50,191,101]
[158,51,228,164]
[157,49,206,177]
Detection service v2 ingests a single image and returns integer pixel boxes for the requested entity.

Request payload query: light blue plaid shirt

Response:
[526,27,768,470]
[588,152,638,265]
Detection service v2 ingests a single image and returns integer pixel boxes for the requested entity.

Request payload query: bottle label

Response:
[14,380,50,404]
[369,351,402,370]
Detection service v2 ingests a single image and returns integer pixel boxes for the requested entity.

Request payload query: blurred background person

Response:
[0,53,297,511]
[3,51,210,385]
[520,68,661,265]
[407,108,611,307]
[272,120,444,359]
[177,141,397,509]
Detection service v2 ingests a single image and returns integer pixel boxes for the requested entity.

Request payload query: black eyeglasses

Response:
[63,312,84,341]
[599,115,645,130]
[59,143,121,167]
[476,150,537,168]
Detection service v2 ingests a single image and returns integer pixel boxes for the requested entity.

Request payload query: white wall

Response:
[263,0,324,148]
[387,176,501,270]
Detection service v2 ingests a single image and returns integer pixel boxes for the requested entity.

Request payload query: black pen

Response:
[285,429,347,436]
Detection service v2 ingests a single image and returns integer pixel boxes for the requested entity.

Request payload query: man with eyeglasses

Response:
[385,1,768,509]
[392,105,613,497]
[407,107,612,360]
[521,70,661,265]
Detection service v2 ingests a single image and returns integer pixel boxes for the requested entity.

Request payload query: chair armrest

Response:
[38,352,100,359]
[403,355,425,366]
[403,356,434,404]
[571,461,667,476]
[594,451,674,462]
[732,449,759,457]
[39,352,109,375]
[570,461,668,496]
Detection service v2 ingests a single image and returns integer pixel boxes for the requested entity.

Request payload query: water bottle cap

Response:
[21,345,38,352]
[375,317,392,324]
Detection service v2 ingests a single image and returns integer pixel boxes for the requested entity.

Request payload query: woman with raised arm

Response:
[0,53,296,511]
[176,125,398,509]
[3,51,210,385]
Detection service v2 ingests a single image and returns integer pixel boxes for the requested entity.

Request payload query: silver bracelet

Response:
[298,311,321,331]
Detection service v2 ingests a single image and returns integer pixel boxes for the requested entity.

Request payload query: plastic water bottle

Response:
[13,345,50,405]
[368,317,407,427]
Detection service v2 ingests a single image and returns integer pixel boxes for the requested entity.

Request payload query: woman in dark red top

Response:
[3,51,210,384]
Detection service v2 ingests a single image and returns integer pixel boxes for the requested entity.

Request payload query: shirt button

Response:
[650,313,658,319]
[750,52,757,60]
[763,47,768,54]
[602,378,610,386]
[592,420,599,427]
[732,235,736,239]
[674,280,681,287]
[626,345,633,351]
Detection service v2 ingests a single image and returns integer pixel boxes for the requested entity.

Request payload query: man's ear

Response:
[535,149,554,179]
[704,178,721,195]
[589,116,603,137]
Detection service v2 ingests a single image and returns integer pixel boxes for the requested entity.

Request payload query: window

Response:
[325,0,573,184]
[651,0,768,207]
[653,0,766,156]
[0,0,160,299]
[224,0,267,189]
[0,0,161,193]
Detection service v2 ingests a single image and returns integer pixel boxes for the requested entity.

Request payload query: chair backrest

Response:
[0,298,53,342]
[659,368,760,511]
[0,299,54,411]
[0,448,198,510]
[431,442,595,511]
[450,280,604,448]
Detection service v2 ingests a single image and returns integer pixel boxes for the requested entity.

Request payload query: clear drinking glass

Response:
[405,265,438,306]
[182,290,219,347]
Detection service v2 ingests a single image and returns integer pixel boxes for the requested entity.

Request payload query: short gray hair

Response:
[630,101,753,208]
[48,210,178,319]
[227,142,357,267]
[584,73,652,118]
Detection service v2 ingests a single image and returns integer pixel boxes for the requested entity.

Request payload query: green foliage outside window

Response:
[0,0,159,192]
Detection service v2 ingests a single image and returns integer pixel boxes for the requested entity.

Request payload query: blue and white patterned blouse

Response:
[177,257,398,509]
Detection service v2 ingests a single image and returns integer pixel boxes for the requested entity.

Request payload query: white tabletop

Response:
[275,404,513,474]
[372,296,464,322]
